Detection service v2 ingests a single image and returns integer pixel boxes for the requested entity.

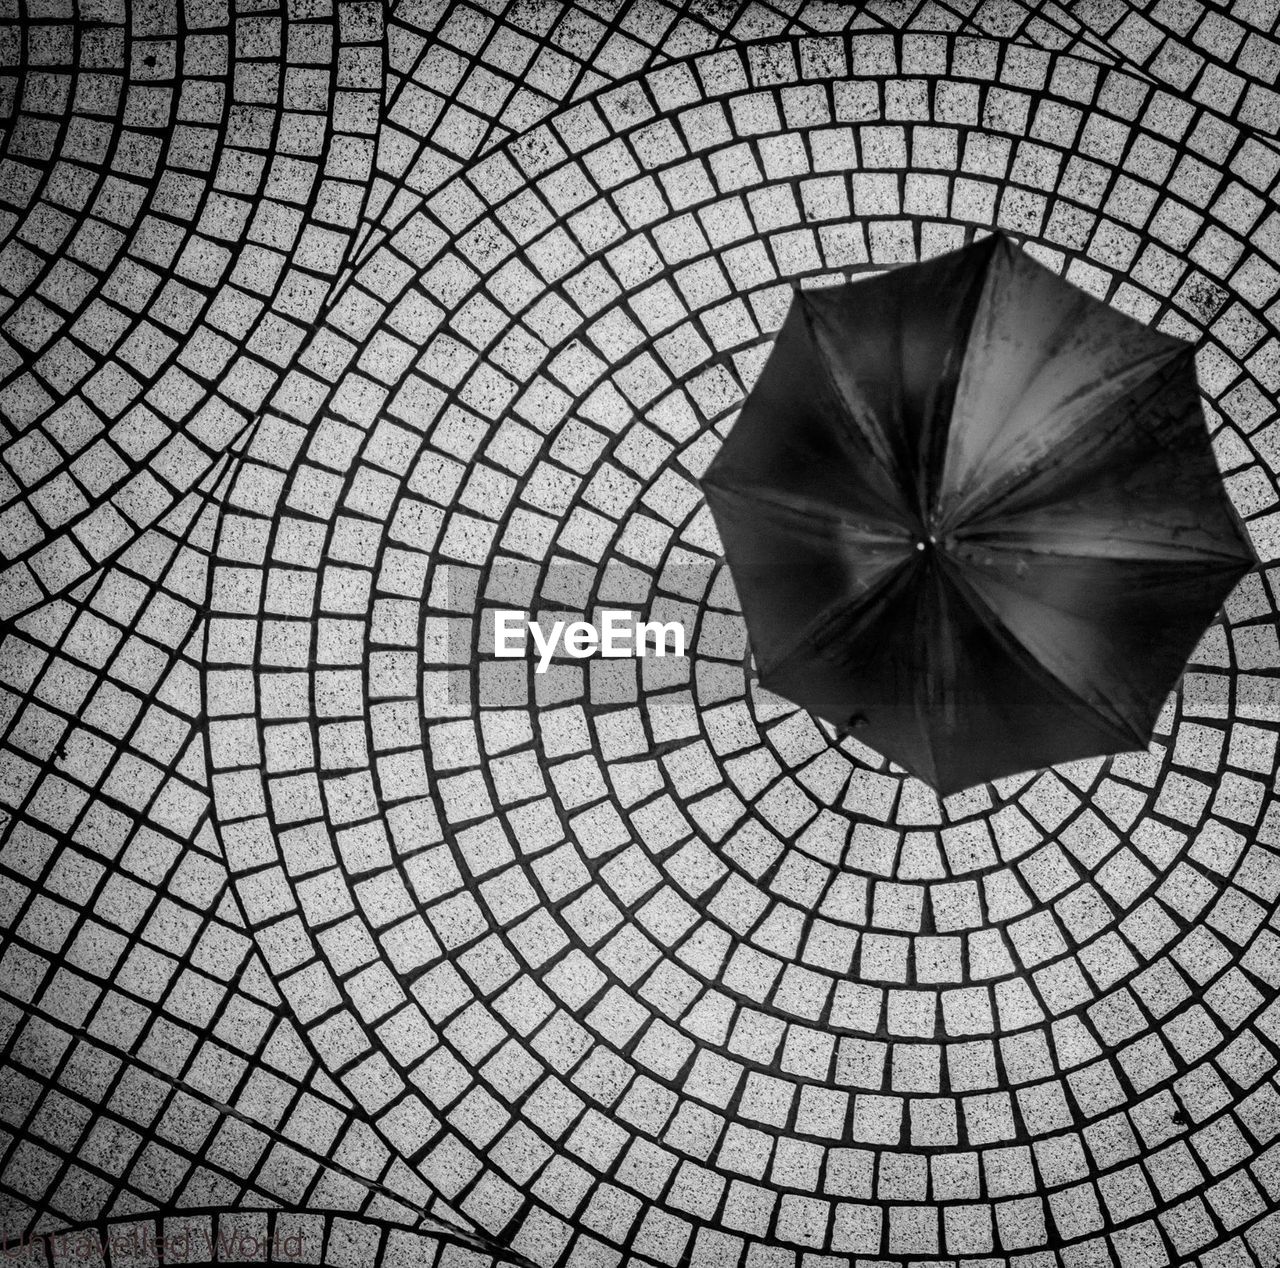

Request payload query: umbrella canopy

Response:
[701,233,1256,796]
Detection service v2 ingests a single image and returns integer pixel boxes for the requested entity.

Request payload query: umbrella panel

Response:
[952,351,1249,563]
[760,552,1142,795]
[701,481,912,678]
[937,240,1190,527]
[702,290,911,531]
[801,238,997,521]
[951,549,1252,751]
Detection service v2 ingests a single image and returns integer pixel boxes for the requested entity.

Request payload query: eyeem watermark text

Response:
[2,1224,308,1261]
[493,610,687,672]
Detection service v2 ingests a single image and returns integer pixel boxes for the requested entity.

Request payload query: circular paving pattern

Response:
[3,4,1280,1267]
[204,27,1280,1268]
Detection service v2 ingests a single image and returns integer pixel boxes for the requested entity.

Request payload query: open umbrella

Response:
[701,233,1256,796]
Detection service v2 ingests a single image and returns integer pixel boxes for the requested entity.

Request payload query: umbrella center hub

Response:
[915,534,939,553]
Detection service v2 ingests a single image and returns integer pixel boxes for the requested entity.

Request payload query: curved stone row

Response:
[0,477,446,1230]
[1070,0,1280,140]
[202,30,1280,1268]
[0,0,384,622]
[7,1209,516,1268]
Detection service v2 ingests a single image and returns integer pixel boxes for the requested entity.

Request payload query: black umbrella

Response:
[701,233,1256,796]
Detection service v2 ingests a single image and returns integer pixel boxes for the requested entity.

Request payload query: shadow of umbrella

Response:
[702,232,1256,796]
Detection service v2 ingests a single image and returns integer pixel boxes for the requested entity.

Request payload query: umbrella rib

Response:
[950,348,1188,522]
[941,343,1196,531]
[702,474,914,544]
[754,557,918,678]
[795,294,907,499]
[951,530,1256,568]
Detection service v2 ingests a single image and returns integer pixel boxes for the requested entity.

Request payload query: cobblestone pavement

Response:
[3,2,1280,1266]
